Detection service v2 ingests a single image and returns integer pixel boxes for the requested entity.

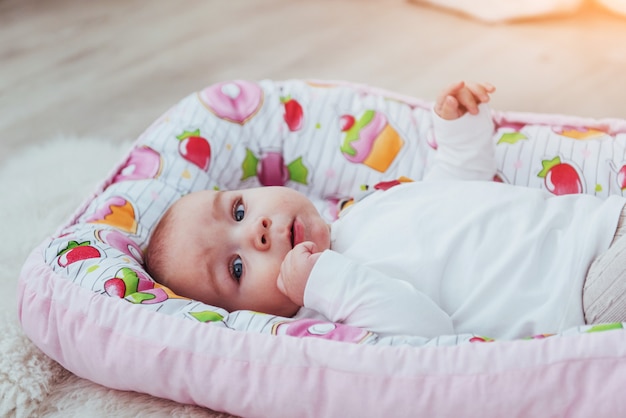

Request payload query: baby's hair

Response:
[144,205,178,286]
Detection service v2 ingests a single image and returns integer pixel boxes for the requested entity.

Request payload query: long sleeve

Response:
[424,103,496,182]
[304,250,454,338]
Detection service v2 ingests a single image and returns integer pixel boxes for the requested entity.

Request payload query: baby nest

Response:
[18,79,626,417]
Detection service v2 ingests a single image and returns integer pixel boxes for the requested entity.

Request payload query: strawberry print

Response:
[104,267,174,304]
[104,277,127,299]
[104,267,150,298]
[176,129,211,170]
[281,95,304,132]
[609,161,626,191]
[469,336,495,343]
[373,176,414,191]
[57,240,101,267]
[537,156,583,195]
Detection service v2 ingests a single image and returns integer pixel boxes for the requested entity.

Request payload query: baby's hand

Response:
[435,81,495,120]
[277,241,321,307]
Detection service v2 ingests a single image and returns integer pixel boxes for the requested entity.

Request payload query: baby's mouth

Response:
[290,218,304,248]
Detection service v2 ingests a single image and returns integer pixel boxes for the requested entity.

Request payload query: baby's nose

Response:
[253,217,271,250]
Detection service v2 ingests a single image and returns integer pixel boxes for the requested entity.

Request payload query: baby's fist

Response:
[277,241,321,307]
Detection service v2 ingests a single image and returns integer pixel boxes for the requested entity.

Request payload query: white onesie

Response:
[303,105,625,339]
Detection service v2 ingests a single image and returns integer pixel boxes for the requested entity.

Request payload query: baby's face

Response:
[156,186,330,317]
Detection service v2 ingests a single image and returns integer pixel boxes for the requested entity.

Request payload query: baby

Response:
[145,81,626,339]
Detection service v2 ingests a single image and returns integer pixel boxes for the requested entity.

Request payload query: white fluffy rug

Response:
[0,138,233,417]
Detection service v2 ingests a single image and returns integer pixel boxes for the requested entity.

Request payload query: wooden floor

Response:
[2,0,626,164]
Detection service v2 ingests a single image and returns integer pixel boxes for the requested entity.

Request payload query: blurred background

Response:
[2,0,626,163]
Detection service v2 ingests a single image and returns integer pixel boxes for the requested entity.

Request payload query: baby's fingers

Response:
[435,95,461,120]
[277,241,319,306]
[436,81,464,109]
[456,87,480,115]
[465,82,496,104]
[457,82,496,115]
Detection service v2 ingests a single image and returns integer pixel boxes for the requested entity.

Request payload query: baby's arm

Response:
[278,244,454,338]
[425,81,497,181]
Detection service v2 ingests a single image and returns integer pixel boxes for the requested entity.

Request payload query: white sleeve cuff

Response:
[426,103,497,181]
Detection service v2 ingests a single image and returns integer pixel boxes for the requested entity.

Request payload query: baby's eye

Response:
[233,200,245,222]
[230,256,243,282]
